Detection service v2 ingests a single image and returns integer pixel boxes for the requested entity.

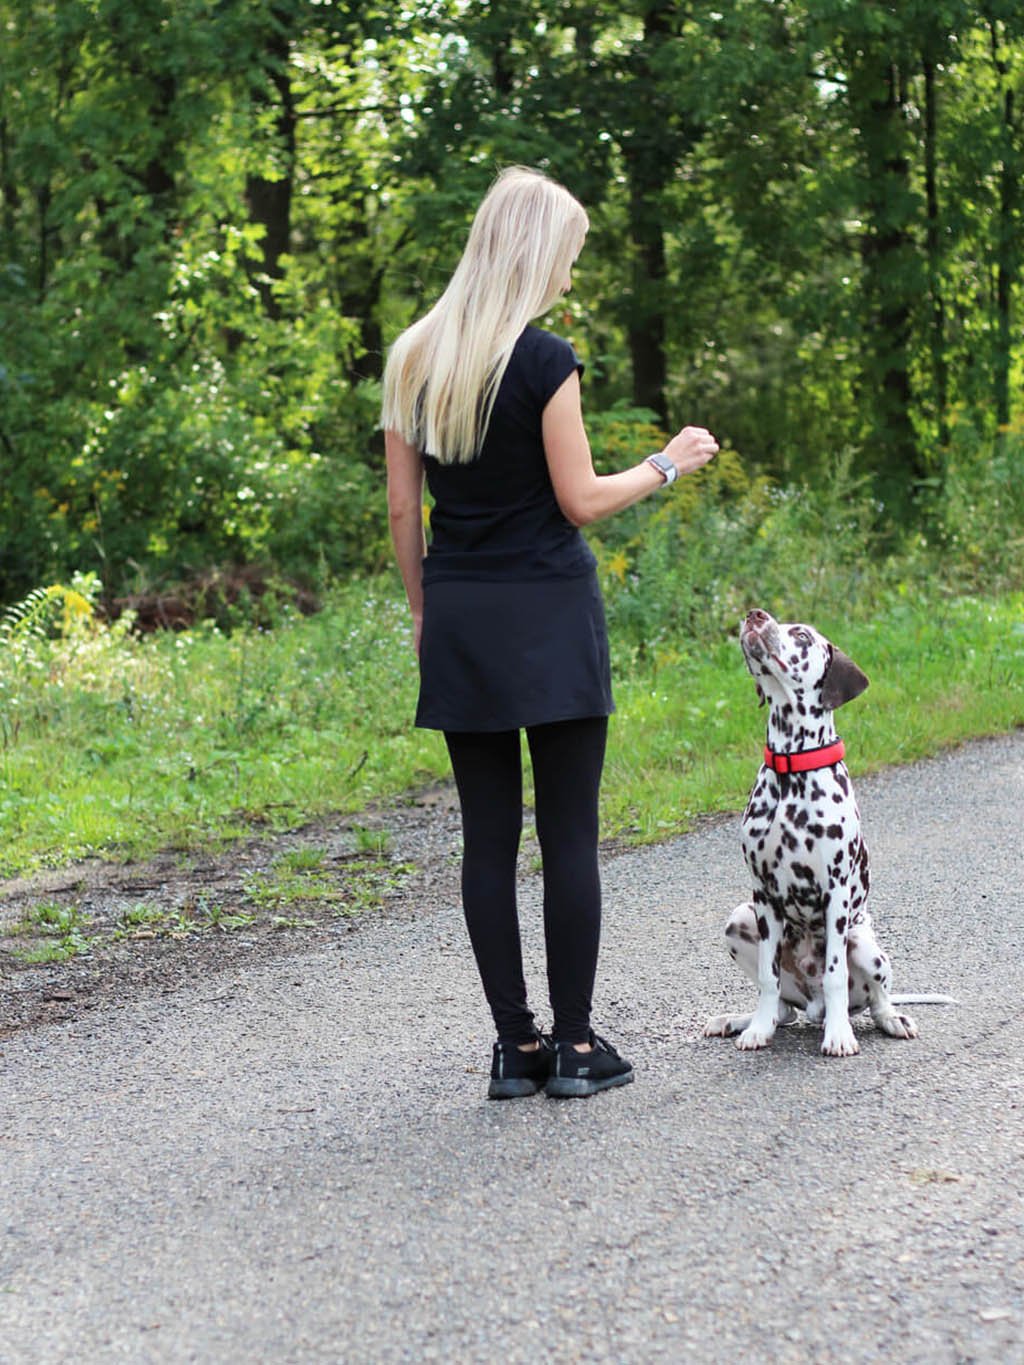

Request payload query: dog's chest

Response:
[742,765,863,921]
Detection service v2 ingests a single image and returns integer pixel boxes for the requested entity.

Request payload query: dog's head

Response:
[740,608,869,715]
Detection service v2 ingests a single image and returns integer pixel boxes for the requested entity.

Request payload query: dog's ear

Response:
[821,647,869,709]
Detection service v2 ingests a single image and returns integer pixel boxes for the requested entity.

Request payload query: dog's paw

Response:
[874,1010,919,1040]
[735,1023,775,1051]
[821,1021,860,1057]
[703,1013,744,1038]
[804,997,826,1025]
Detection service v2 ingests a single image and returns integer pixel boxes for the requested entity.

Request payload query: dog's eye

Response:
[793,630,811,645]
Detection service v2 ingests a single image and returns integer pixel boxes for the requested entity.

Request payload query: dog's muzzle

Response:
[740,608,780,663]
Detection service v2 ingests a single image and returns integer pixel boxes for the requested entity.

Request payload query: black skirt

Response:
[415,570,614,733]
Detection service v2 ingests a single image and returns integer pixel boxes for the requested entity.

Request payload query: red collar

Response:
[763,739,846,774]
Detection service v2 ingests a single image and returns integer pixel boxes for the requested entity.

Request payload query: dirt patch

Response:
[0,785,465,1039]
[1,781,728,1040]
[104,564,320,632]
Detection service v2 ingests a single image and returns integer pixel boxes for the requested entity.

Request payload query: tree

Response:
[2,0,1022,602]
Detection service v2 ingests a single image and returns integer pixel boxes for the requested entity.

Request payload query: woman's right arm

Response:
[542,371,718,527]
[385,429,427,654]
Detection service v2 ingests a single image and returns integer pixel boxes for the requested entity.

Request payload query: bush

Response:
[590,418,884,657]
[926,419,1024,595]
[586,406,1024,666]
[0,238,390,604]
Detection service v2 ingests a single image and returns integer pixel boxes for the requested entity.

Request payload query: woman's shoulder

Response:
[517,324,577,359]
[513,325,582,386]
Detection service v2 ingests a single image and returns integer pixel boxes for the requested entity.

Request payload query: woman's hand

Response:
[661,425,719,477]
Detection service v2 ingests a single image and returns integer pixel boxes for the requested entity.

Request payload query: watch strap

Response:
[646,452,678,486]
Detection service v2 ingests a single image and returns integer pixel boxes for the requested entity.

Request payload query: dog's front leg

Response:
[821,892,859,1056]
[736,901,783,1051]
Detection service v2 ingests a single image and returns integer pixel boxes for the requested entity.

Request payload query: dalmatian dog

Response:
[704,608,920,1057]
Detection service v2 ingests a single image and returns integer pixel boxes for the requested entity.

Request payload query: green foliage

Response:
[590,430,887,657]
[3,2,1024,600]
[113,903,167,939]
[0,453,1021,879]
[0,0,418,600]
[246,854,341,912]
[245,846,411,917]
[5,901,95,962]
[0,574,446,876]
[927,420,1024,592]
[602,591,1024,843]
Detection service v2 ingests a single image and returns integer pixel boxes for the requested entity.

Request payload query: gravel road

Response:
[2,732,1022,1364]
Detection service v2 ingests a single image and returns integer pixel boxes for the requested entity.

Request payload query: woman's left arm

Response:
[385,430,427,654]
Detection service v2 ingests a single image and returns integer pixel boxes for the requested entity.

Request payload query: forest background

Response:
[0,0,1022,883]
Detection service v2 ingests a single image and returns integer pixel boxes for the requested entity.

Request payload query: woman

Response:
[383,167,718,1100]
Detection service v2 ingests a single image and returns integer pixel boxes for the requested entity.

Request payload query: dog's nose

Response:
[745,609,769,628]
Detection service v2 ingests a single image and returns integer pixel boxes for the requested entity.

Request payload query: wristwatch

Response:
[646,451,678,486]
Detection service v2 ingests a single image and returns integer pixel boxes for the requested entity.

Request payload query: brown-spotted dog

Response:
[704,608,918,1057]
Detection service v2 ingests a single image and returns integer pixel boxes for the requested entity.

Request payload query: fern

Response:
[0,586,54,645]
[0,581,95,645]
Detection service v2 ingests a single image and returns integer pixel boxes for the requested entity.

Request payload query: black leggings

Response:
[444,716,608,1045]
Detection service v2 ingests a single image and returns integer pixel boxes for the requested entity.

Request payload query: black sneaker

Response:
[487,1034,553,1100]
[545,1032,634,1098]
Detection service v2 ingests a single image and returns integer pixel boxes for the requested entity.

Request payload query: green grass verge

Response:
[0,583,448,877]
[0,585,1021,878]
[603,594,1024,841]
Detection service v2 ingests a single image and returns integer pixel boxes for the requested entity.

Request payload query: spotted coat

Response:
[703,608,918,1056]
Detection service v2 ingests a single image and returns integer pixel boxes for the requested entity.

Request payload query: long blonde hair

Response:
[381,167,588,464]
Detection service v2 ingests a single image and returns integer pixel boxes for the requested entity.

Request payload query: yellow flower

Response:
[606,550,629,583]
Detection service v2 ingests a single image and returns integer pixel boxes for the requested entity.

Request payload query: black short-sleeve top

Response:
[420,325,596,585]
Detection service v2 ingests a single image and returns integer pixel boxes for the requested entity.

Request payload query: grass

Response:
[109,895,257,939]
[6,900,95,962]
[602,594,1024,841]
[0,574,1021,880]
[244,845,413,916]
[1,846,411,964]
[113,902,170,939]
[0,580,447,877]
[245,851,343,912]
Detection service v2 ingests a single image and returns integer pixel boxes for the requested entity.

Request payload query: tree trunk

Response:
[245,7,296,321]
[339,250,385,383]
[0,117,18,251]
[625,173,668,422]
[995,85,1016,427]
[922,56,949,448]
[990,21,1018,428]
[36,182,52,298]
[622,2,675,424]
[97,4,181,270]
[849,55,924,507]
[140,70,179,212]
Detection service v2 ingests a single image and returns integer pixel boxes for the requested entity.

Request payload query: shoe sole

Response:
[545,1070,634,1098]
[487,1077,543,1100]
